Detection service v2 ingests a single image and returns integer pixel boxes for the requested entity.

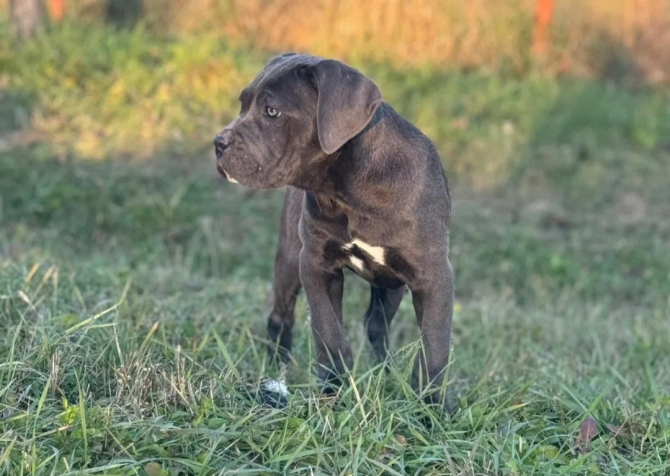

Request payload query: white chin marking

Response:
[349,255,364,271]
[262,378,290,396]
[343,239,386,266]
[227,176,239,184]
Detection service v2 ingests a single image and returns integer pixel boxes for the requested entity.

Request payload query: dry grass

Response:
[221,0,534,73]
[3,1,669,82]
[52,0,670,84]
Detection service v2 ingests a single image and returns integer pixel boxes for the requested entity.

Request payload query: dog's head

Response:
[214,53,383,188]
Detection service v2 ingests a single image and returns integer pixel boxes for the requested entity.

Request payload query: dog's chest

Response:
[304,195,411,288]
[338,238,406,288]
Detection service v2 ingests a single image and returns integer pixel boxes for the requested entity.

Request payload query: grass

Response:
[1,147,669,474]
[1,19,670,476]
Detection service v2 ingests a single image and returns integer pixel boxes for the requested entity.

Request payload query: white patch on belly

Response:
[349,255,365,271]
[343,239,386,266]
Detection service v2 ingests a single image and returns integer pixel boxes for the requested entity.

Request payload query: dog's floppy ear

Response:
[311,60,383,155]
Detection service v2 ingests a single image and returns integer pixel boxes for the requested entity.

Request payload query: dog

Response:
[214,53,454,411]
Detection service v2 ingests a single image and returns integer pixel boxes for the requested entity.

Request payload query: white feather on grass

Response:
[262,378,290,396]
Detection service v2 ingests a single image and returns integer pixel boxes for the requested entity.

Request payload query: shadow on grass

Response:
[0,90,33,137]
[0,148,284,282]
[1,134,669,309]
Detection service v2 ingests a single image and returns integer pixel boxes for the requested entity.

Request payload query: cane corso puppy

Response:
[214,53,454,411]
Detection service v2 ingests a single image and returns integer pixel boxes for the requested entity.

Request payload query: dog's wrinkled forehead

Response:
[244,53,323,97]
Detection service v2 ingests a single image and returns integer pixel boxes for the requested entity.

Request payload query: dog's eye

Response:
[266,107,281,118]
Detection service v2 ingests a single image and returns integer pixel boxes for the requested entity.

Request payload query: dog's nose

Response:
[214,130,234,156]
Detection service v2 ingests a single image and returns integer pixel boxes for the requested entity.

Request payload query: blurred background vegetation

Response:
[1,0,669,172]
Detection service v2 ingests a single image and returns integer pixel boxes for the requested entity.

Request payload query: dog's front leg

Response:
[410,258,454,412]
[299,252,353,394]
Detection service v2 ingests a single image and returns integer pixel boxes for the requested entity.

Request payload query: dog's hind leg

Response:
[364,285,406,362]
[409,256,454,414]
[266,188,304,365]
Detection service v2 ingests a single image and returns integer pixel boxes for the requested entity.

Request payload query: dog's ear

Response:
[311,60,383,155]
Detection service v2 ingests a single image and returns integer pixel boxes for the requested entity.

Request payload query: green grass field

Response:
[1,22,670,476]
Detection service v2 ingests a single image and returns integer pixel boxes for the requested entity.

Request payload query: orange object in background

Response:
[532,0,555,57]
[49,0,66,21]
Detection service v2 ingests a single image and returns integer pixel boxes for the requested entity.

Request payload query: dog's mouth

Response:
[216,160,239,184]
[216,156,288,190]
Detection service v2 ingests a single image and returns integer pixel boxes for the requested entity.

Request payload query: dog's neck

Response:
[290,150,353,210]
[292,104,413,216]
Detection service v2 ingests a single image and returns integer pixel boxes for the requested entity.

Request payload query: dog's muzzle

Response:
[216,160,239,184]
[214,130,240,183]
[214,130,234,158]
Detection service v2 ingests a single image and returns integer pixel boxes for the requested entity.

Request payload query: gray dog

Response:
[214,53,454,411]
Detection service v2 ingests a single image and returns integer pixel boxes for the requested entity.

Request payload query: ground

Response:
[1,27,670,476]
